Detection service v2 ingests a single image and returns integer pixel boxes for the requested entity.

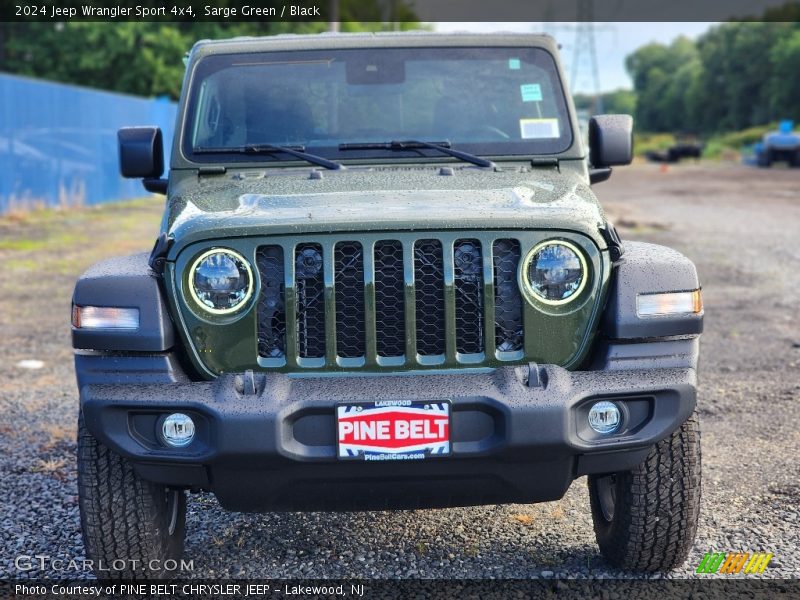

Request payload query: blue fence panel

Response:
[0,73,177,214]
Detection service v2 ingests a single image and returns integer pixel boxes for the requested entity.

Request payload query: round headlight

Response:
[522,240,587,305]
[189,249,253,314]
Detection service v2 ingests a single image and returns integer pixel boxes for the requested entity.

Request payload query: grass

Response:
[634,132,678,157]
[512,513,534,525]
[30,457,68,475]
[40,423,77,451]
[635,122,784,161]
[703,124,776,160]
[0,196,164,368]
[0,197,163,277]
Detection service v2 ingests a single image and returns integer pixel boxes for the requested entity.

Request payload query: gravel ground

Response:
[1,164,798,582]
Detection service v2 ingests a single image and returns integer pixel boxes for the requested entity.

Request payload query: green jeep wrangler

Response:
[72,32,703,576]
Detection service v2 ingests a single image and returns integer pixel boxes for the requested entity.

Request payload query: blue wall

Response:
[0,74,177,214]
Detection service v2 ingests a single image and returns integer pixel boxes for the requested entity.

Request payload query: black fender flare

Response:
[601,241,703,340]
[72,253,175,351]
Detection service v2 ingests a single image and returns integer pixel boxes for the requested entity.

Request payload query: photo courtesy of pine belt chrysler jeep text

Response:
[71,32,704,577]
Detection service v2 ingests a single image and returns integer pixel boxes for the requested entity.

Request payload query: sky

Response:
[432,22,717,93]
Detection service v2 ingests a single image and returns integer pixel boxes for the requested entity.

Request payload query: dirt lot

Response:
[0,163,798,580]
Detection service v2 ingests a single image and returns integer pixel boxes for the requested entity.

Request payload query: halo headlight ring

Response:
[519,239,589,306]
[187,248,254,315]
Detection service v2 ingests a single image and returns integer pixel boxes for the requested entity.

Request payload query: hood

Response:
[164,164,607,258]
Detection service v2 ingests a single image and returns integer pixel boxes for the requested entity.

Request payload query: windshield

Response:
[183,46,573,162]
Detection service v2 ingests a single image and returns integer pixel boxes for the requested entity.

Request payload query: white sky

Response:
[432,22,717,93]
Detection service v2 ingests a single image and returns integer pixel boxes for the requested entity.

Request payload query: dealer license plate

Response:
[336,401,451,461]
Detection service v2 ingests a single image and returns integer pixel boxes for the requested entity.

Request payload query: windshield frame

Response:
[179,45,576,166]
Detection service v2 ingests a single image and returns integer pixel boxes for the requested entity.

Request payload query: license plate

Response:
[336,401,451,461]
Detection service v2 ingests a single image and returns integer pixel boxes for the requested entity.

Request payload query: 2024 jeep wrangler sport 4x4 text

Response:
[72,32,703,577]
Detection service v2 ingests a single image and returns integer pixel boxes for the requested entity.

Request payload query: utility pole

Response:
[544,4,614,115]
[571,0,604,114]
[329,0,339,33]
[380,0,399,32]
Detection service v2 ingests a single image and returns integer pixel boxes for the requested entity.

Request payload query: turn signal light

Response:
[636,290,702,317]
[72,305,139,329]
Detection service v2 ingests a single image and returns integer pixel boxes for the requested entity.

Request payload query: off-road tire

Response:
[77,412,186,579]
[588,411,701,571]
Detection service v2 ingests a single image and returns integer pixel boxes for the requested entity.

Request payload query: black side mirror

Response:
[118,127,167,194]
[588,115,633,184]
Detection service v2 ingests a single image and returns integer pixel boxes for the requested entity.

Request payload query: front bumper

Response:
[78,352,696,511]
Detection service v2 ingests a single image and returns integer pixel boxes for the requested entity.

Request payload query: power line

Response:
[543,4,616,114]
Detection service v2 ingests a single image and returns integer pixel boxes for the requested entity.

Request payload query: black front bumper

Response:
[78,349,697,512]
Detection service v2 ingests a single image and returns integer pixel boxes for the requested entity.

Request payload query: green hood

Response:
[164,163,607,259]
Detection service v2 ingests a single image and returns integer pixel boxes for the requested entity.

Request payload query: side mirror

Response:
[118,127,167,194]
[588,115,633,184]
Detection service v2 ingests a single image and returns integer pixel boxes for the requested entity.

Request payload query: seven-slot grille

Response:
[257,236,524,367]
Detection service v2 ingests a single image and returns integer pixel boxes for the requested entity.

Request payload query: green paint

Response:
[156,33,612,379]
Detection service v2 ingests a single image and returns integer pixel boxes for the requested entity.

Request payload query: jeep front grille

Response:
[334,242,366,358]
[453,239,485,354]
[257,234,526,368]
[492,239,524,352]
[294,243,326,359]
[413,239,446,356]
[255,246,286,359]
[374,241,406,358]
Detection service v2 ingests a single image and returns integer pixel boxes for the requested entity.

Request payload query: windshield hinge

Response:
[148,232,174,275]
[599,222,625,262]
[198,166,227,176]
[530,157,559,169]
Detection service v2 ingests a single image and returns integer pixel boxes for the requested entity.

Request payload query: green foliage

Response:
[626,21,800,134]
[0,5,425,99]
[633,132,676,156]
[573,88,636,116]
[625,36,699,132]
[702,123,776,159]
[769,30,800,122]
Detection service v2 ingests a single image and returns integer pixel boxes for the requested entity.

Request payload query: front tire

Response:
[588,411,701,571]
[77,412,186,579]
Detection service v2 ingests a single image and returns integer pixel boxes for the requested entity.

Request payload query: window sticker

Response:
[520,118,560,139]
[508,58,521,70]
[520,83,543,102]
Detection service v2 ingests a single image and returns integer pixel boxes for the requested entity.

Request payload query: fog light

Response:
[161,413,195,448]
[588,401,621,434]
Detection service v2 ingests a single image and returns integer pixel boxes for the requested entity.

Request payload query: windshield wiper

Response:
[195,144,343,170]
[338,140,495,168]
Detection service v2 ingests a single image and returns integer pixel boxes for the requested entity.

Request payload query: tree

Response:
[0,4,424,99]
[573,89,636,116]
[693,22,792,131]
[624,22,800,133]
[625,36,699,132]
[769,29,800,122]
